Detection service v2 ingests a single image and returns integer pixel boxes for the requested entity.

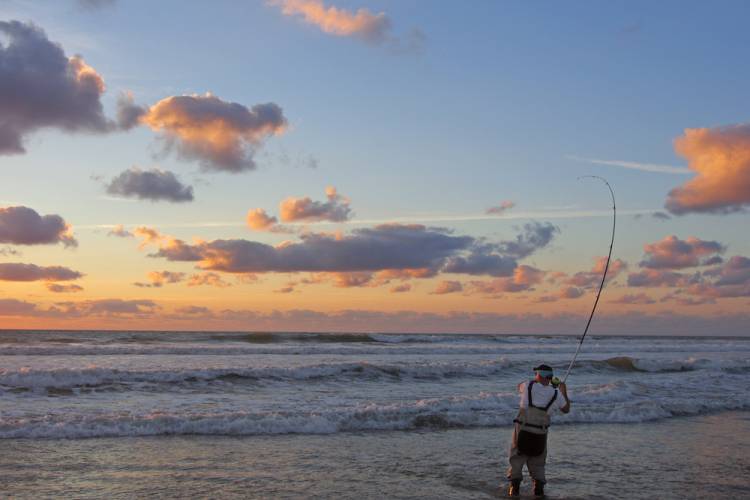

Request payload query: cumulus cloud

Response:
[559,286,585,299]
[0,298,44,316]
[246,208,279,231]
[328,272,374,288]
[390,283,411,293]
[0,263,83,282]
[374,267,437,282]
[46,283,84,293]
[627,269,694,288]
[443,222,558,277]
[246,208,295,234]
[678,256,750,299]
[139,219,561,287]
[133,271,185,288]
[611,293,656,305]
[105,167,194,203]
[279,186,352,223]
[565,257,627,288]
[0,206,77,247]
[496,222,559,259]
[148,223,473,274]
[467,265,545,295]
[666,124,750,214]
[107,224,133,238]
[130,93,287,172]
[115,92,146,130]
[175,305,212,316]
[639,235,725,269]
[431,280,463,295]
[270,0,390,44]
[61,299,159,317]
[486,200,515,215]
[186,272,232,288]
[0,20,110,155]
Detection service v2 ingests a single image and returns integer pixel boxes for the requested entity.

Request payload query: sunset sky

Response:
[1,0,749,334]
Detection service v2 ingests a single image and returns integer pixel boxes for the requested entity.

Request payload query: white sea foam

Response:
[0,331,747,440]
[1,387,748,439]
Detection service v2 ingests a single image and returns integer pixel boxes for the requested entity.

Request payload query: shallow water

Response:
[1,412,748,499]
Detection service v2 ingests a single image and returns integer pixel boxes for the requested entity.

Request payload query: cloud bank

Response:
[138,221,557,281]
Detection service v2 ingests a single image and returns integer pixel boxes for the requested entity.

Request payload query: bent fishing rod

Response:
[555,176,616,387]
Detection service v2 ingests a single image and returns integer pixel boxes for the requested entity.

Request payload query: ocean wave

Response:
[580,356,713,373]
[0,359,520,391]
[1,389,748,439]
[2,355,746,392]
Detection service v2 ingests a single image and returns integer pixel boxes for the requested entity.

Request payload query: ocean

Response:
[1,331,749,499]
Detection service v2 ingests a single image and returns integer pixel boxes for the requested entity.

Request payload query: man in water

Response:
[506,364,570,497]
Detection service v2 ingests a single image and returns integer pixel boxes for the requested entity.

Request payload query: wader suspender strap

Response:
[528,381,558,411]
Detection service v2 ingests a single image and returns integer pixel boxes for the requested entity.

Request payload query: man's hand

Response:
[558,382,568,397]
[559,382,571,413]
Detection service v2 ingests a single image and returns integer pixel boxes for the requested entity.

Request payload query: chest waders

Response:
[513,381,558,456]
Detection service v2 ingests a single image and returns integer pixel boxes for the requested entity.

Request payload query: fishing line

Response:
[558,176,616,385]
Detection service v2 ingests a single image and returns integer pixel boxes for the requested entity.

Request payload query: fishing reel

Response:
[551,377,561,388]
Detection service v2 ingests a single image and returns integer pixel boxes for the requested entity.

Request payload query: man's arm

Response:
[558,382,571,413]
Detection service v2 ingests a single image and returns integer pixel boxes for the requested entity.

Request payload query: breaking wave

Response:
[2,389,748,439]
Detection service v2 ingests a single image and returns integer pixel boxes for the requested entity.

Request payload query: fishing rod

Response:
[555,176,616,386]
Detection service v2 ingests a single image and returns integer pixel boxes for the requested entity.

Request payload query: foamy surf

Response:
[0,330,748,440]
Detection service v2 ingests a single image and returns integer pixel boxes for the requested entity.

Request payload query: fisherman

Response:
[506,364,570,497]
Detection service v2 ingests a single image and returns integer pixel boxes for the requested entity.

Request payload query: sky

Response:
[1,0,749,335]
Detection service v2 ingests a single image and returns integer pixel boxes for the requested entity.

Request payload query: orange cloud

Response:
[123,94,287,172]
[566,257,627,288]
[187,272,232,288]
[666,124,750,214]
[246,208,294,233]
[627,269,692,288]
[271,0,390,43]
[247,208,279,231]
[134,226,165,249]
[640,235,724,269]
[279,186,352,223]
[431,280,463,295]
[133,271,185,288]
[468,265,545,295]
